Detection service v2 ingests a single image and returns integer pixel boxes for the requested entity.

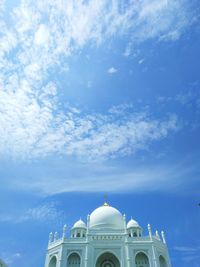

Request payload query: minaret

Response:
[148,224,158,267]
[161,230,166,244]
[62,224,67,239]
[48,232,53,244]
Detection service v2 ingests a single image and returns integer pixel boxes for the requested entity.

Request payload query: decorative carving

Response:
[92,235,123,241]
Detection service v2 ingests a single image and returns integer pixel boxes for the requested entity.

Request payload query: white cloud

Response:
[157,90,200,112]
[20,203,63,223]
[138,58,144,64]
[133,0,194,42]
[34,24,50,46]
[0,97,179,159]
[107,67,118,74]
[123,42,132,57]
[0,202,64,224]
[0,0,197,160]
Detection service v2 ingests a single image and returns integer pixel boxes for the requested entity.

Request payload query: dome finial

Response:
[103,194,109,206]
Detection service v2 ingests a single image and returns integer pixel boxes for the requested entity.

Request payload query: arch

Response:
[135,252,149,267]
[67,252,81,267]
[96,252,120,267]
[68,251,82,259]
[49,256,57,267]
[159,255,167,267]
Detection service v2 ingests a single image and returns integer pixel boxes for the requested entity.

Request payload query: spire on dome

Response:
[103,194,109,206]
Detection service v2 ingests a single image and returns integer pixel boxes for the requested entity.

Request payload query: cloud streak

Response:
[174,246,200,264]
[4,154,198,196]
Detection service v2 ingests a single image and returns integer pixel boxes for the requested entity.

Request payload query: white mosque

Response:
[44,202,172,267]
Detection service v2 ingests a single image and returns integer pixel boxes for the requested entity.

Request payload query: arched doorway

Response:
[67,252,81,267]
[49,256,57,267]
[135,252,149,267]
[159,255,167,267]
[96,252,120,267]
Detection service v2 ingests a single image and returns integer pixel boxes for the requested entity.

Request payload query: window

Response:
[67,253,81,267]
[135,252,149,267]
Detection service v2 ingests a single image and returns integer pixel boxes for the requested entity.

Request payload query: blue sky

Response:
[0,0,200,266]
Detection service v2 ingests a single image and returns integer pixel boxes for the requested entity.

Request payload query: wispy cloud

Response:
[0,101,179,159]
[174,246,200,252]
[174,246,200,264]
[157,89,200,112]
[0,202,64,224]
[20,203,64,223]
[0,0,197,160]
[4,155,199,195]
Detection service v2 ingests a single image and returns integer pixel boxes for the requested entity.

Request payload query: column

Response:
[58,243,64,267]
[85,214,90,267]
[137,229,139,237]
[148,224,158,267]
[125,244,130,267]
[85,244,88,267]
[124,214,130,267]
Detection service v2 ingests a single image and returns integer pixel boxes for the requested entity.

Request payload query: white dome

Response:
[89,203,124,230]
[127,218,140,229]
[72,219,86,229]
